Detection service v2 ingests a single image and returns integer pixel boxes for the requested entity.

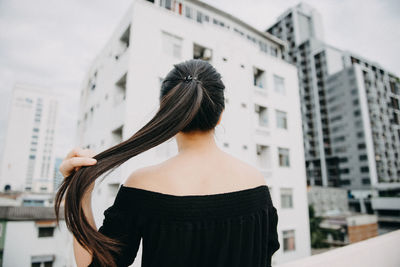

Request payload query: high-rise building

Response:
[0,84,60,193]
[53,157,64,192]
[267,2,400,231]
[77,0,311,264]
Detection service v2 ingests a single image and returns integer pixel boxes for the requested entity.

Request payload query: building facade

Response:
[0,206,73,267]
[77,0,311,265]
[0,84,60,194]
[266,2,400,230]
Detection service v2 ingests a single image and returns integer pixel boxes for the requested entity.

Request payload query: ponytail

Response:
[55,59,225,267]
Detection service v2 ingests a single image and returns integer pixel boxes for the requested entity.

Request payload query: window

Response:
[196,11,203,23]
[162,31,182,59]
[334,146,347,153]
[359,155,368,161]
[340,168,349,174]
[362,178,371,185]
[278,147,290,167]
[283,230,295,252]
[161,0,171,10]
[253,67,266,88]
[193,43,212,61]
[256,144,271,169]
[185,6,193,19]
[38,227,54,238]
[120,25,130,49]
[276,110,288,129]
[271,46,278,57]
[274,74,285,94]
[333,136,346,142]
[31,261,53,267]
[115,73,127,105]
[358,143,366,150]
[280,188,293,208]
[255,105,268,127]
[360,166,369,173]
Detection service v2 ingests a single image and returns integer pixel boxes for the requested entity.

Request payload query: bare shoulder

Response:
[123,164,161,189]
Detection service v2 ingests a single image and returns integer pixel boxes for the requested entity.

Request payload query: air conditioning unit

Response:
[202,48,212,60]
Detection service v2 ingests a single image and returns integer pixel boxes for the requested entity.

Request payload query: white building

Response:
[77,0,311,265]
[0,206,73,267]
[0,84,60,194]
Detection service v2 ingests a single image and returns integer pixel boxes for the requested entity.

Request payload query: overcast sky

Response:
[0,0,399,160]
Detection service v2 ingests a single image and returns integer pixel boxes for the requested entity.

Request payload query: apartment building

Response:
[267,3,400,230]
[0,206,73,267]
[0,84,60,194]
[76,0,311,265]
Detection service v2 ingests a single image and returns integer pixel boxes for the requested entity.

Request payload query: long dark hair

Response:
[54,59,225,267]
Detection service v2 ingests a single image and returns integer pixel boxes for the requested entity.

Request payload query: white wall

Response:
[3,220,74,267]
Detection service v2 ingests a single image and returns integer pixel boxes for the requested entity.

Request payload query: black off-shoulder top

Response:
[88,184,280,267]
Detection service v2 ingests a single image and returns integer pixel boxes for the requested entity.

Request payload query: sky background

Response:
[0,0,399,161]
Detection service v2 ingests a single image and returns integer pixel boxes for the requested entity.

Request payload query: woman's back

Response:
[88,150,280,267]
[125,148,267,196]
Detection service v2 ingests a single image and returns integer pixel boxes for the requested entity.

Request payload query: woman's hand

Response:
[59,147,97,178]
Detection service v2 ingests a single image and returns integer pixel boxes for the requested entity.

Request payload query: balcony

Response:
[276,229,400,267]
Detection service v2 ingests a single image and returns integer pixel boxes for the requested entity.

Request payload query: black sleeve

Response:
[267,206,280,267]
[88,205,142,267]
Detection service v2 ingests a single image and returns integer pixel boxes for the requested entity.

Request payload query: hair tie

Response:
[183,75,200,83]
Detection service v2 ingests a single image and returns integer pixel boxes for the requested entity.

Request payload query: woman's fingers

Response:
[65,147,96,160]
[60,156,97,177]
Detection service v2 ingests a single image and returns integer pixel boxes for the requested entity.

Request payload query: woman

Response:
[55,59,280,267]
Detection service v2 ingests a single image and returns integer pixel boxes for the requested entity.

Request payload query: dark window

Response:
[38,227,54,237]
[362,178,371,185]
[359,155,368,161]
[360,166,369,173]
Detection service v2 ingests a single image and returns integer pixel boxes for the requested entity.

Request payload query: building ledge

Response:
[276,229,400,267]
